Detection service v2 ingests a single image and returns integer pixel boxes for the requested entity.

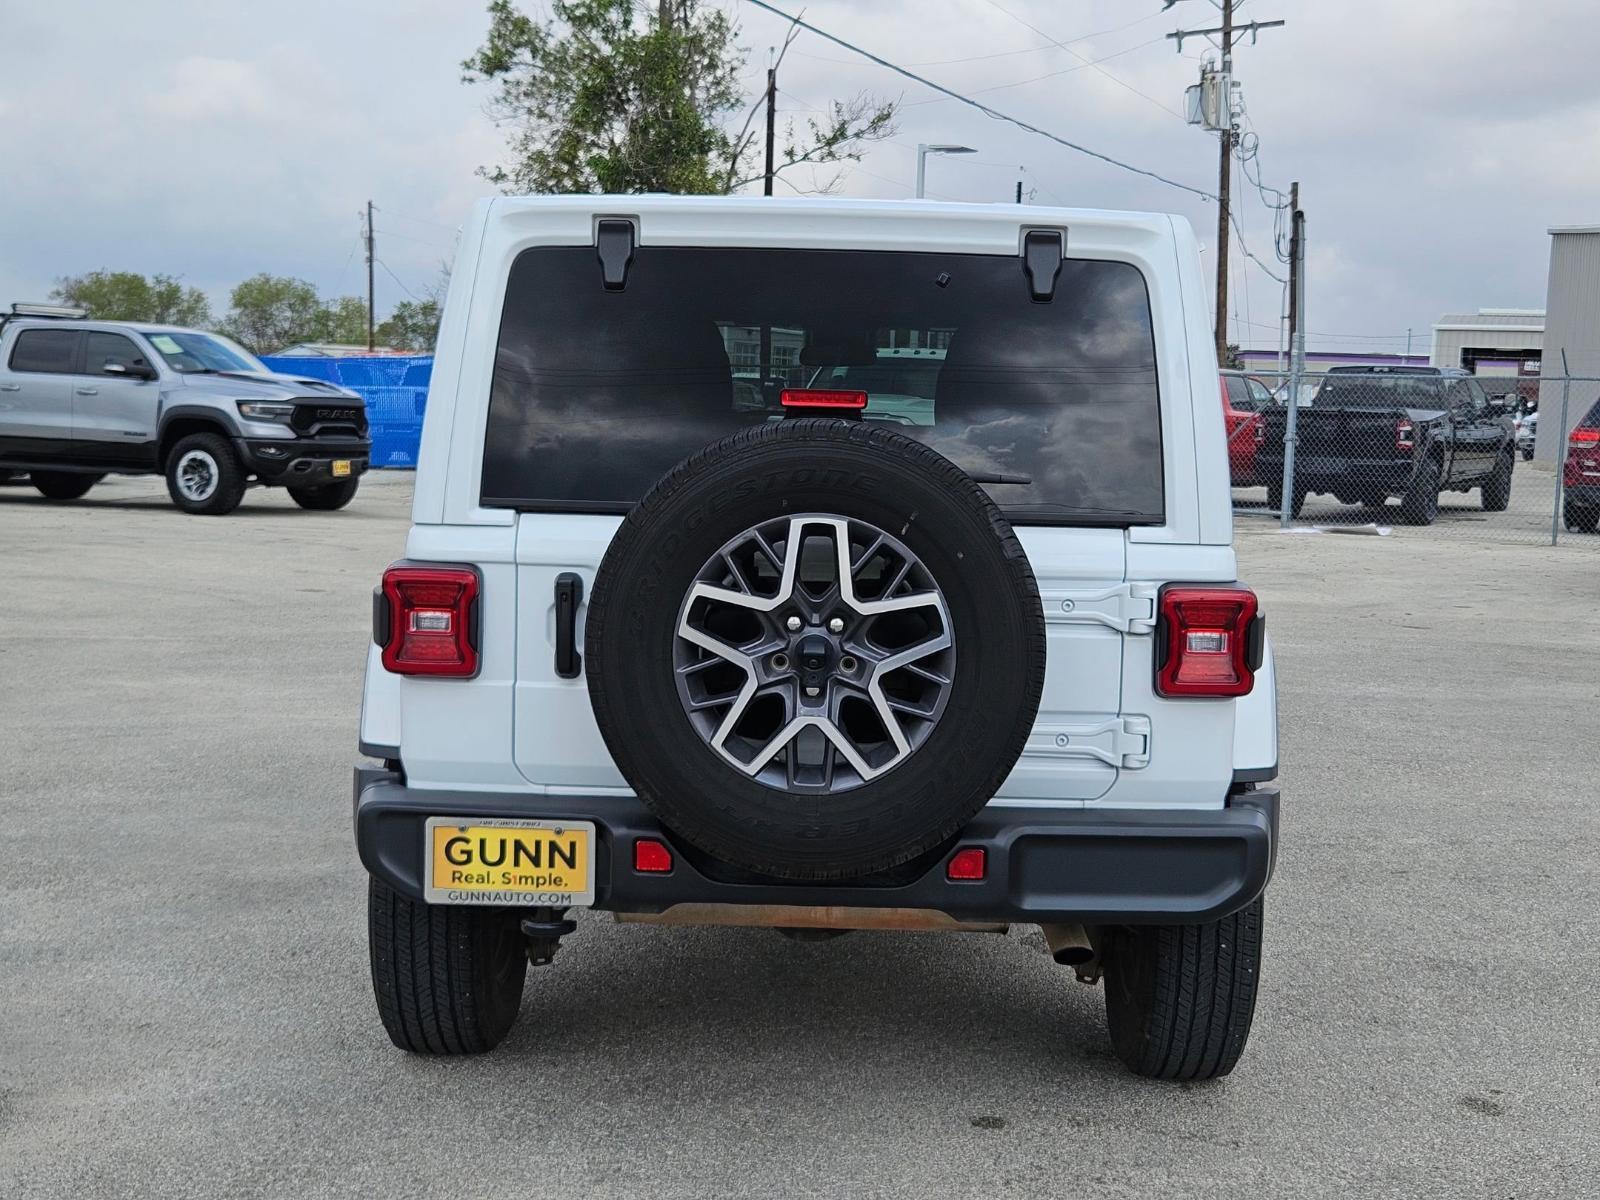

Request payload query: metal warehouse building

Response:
[1536,225,1600,461]
[1430,309,1544,374]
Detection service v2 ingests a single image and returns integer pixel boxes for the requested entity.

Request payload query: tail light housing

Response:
[1569,427,1600,451]
[1155,585,1262,698]
[1253,416,1265,443]
[376,564,481,677]
[1396,418,1415,451]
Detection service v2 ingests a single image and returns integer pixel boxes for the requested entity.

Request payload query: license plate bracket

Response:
[423,816,596,907]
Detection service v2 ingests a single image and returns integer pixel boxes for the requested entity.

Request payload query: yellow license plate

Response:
[424,817,596,907]
[331,459,352,477]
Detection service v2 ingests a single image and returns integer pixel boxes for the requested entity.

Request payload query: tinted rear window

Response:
[1311,375,1446,407]
[9,328,78,373]
[481,246,1163,524]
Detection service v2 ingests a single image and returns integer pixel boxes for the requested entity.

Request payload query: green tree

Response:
[377,299,442,352]
[317,295,371,346]
[462,0,895,196]
[220,275,328,354]
[51,270,212,327]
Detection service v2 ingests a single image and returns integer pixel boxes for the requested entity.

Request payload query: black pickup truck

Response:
[1257,366,1517,524]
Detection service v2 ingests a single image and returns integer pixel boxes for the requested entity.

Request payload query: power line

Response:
[741,0,1217,201]
[980,0,1185,120]
[375,258,423,303]
[901,36,1169,108]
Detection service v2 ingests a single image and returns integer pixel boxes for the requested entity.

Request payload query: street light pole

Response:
[915,143,977,199]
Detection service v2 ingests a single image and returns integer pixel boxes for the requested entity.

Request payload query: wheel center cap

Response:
[794,632,835,693]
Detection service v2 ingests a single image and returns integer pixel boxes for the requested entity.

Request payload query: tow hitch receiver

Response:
[520,910,577,966]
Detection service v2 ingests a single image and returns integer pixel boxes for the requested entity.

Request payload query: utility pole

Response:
[1212,0,1234,364]
[1280,181,1306,529]
[364,200,375,352]
[1169,2,1285,364]
[1285,181,1300,361]
[763,66,777,197]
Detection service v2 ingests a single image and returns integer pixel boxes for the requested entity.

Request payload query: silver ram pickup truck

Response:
[0,303,370,514]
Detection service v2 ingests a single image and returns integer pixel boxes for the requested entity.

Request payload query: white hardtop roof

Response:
[484,194,1179,256]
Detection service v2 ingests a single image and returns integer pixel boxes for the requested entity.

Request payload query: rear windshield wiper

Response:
[967,471,1033,485]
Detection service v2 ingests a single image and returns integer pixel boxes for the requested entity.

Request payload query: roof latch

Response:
[596,219,636,291]
[1022,229,1064,302]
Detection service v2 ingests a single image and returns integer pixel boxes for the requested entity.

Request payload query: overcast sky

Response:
[3,0,1595,354]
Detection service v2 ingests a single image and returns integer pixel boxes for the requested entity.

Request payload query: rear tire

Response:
[1481,452,1512,512]
[1398,457,1440,526]
[368,878,527,1055]
[165,432,246,515]
[288,477,360,511]
[31,471,102,501]
[1101,898,1264,1081]
[1564,502,1600,534]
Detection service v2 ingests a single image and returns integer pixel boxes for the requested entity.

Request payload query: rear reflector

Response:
[946,847,986,881]
[1156,585,1260,698]
[779,388,868,410]
[379,565,480,677]
[633,838,674,873]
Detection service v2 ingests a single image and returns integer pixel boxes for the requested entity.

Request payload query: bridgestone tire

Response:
[585,419,1046,881]
[31,471,102,500]
[1101,897,1264,1081]
[368,879,527,1054]
[288,477,361,510]
[1481,452,1512,512]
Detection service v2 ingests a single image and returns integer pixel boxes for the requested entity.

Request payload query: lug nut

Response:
[827,617,845,634]
[805,686,821,698]
[785,615,802,632]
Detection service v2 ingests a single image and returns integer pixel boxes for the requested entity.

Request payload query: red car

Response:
[1563,396,1600,533]
[1220,370,1273,487]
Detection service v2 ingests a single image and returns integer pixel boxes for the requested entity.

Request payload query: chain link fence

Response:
[1225,367,1600,547]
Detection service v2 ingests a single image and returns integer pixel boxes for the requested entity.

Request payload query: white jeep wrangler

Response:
[354,196,1279,1081]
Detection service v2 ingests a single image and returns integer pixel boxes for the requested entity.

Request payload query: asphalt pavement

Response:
[2,472,1596,1198]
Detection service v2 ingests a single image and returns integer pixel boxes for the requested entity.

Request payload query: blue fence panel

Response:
[260,355,433,468]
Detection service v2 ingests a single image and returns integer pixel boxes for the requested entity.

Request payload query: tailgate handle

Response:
[554,573,583,679]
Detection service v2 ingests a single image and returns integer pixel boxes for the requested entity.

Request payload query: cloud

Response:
[0,0,1592,351]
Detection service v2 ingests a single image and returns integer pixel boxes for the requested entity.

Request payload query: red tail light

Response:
[1569,427,1600,450]
[1396,418,1415,451]
[1156,586,1261,698]
[378,565,480,677]
[780,388,868,410]
[1253,416,1265,443]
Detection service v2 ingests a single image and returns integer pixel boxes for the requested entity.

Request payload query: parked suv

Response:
[1563,396,1600,532]
[0,304,370,514]
[354,197,1280,1081]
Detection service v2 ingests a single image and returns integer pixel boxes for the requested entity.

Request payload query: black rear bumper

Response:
[353,768,1278,926]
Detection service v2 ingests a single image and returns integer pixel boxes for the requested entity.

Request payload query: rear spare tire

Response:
[585,419,1046,881]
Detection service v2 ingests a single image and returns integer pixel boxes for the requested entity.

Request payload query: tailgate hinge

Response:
[1027,716,1151,770]
[1041,582,1158,634]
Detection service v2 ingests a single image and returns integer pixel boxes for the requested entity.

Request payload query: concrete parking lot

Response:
[2,472,1596,1199]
